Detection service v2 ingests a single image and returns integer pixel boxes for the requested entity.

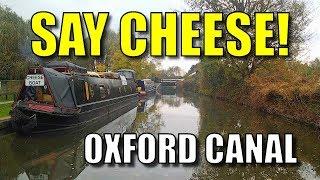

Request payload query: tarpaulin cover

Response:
[43,68,76,108]
[46,61,87,73]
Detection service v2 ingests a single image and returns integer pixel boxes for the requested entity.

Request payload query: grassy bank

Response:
[0,94,15,119]
[213,86,320,128]
[183,60,320,127]
[0,103,12,119]
[0,94,15,102]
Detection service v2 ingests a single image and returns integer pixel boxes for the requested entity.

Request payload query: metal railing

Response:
[0,80,23,101]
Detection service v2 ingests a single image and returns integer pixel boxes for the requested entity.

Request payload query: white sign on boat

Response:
[25,74,45,86]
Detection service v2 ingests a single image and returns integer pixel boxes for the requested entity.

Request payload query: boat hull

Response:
[11,94,138,135]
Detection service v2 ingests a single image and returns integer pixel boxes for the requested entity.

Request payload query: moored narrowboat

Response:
[11,61,138,134]
[136,79,156,96]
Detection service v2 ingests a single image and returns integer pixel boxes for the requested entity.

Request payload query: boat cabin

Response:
[17,61,137,112]
[12,61,138,134]
[117,69,136,81]
[46,61,87,74]
[136,79,156,94]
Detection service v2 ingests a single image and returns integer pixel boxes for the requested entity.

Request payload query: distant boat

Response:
[136,79,156,96]
[11,61,138,134]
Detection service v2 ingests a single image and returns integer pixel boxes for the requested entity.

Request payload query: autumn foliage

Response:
[184,59,320,126]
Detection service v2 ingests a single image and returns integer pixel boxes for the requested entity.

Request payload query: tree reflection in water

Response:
[131,94,163,135]
[160,95,183,108]
[185,93,320,180]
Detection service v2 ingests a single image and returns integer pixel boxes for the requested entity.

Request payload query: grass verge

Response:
[0,103,12,119]
[0,94,15,102]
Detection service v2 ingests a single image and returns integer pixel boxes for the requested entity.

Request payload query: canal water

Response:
[0,87,320,180]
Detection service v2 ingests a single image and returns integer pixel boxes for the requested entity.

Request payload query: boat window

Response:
[99,85,107,99]
[89,84,95,100]
[74,79,87,105]
[35,86,53,104]
[127,85,132,94]
[75,80,100,104]
[124,85,131,94]
[22,83,53,104]
[84,82,90,101]
[106,85,111,97]
[123,86,127,94]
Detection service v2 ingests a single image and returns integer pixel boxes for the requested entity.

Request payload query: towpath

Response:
[0,101,13,105]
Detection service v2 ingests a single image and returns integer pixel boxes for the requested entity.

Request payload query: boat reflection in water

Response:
[0,106,138,180]
[132,93,163,135]
[137,93,157,113]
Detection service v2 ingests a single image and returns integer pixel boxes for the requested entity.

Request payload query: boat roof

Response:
[46,61,87,73]
[98,72,120,79]
[87,71,101,77]
[117,69,135,73]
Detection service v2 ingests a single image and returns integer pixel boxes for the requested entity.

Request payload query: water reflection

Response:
[0,88,319,180]
[0,106,138,180]
[187,94,320,180]
[137,93,157,113]
[132,94,163,135]
[78,88,198,180]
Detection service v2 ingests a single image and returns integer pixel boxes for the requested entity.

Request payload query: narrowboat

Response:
[11,61,138,134]
[136,79,156,96]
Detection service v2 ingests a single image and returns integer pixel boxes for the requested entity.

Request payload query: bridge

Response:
[160,78,183,86]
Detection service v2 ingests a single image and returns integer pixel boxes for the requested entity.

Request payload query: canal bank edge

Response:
[215,94,320,129]
[0,116,11,130]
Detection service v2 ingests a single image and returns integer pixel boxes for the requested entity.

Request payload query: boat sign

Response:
[25,74,45,86]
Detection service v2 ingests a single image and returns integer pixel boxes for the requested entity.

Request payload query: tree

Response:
[100,29,160,79]
[110,48,160,79]
[105,29,119,70]
[187,0,310,77]
[0,5,35,80]
[160,66,184,78]
[108,45,159,79]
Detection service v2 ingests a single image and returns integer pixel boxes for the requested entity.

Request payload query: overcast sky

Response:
[0,0,319,71]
